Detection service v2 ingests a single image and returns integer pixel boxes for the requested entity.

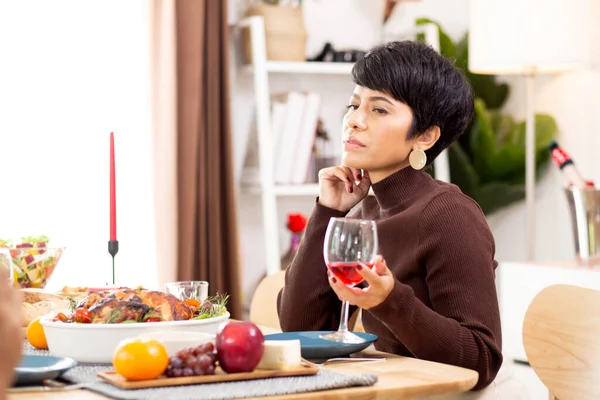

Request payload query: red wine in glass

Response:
[328,262,374,286]
[321,217,378,344]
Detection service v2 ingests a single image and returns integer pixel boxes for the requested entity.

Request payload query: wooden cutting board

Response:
[98,362,319,390]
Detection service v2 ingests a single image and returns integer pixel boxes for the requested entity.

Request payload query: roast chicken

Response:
[77,288,193,323]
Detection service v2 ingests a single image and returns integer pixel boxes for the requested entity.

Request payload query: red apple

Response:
[216,321,265,373]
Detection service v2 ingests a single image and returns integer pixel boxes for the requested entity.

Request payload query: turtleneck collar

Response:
[370,167,433,210]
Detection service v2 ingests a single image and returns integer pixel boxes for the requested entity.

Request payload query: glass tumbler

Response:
[165,281,209,303]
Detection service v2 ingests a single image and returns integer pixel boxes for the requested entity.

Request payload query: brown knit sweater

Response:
[277,167,503,390]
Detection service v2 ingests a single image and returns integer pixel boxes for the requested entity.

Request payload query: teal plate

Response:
[265,331,378,361]
[13,355,77,386]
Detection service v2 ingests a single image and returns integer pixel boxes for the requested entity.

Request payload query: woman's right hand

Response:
[317,166,371,212]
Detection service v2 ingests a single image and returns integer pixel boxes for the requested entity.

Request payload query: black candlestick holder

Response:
[108,240,119,285]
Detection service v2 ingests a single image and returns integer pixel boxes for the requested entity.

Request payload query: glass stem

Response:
[338,300,350,333]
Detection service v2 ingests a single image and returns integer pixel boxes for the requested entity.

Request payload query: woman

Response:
[277,41,503,391]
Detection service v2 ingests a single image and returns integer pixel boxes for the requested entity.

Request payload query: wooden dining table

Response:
[9,325,479,400]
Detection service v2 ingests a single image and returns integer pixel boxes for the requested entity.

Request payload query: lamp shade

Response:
[469,0,591,74]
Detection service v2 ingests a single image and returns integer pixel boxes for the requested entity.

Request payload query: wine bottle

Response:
[280,232,302,270]
[280,213,308,270]
[548,141,593,189]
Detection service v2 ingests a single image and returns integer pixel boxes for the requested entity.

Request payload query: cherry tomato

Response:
[73,308,91,323]
[146,317,161,322]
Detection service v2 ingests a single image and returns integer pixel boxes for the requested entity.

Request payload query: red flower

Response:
[287,213,308,233]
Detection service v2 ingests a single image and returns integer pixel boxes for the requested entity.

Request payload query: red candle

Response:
[110,132,117,241]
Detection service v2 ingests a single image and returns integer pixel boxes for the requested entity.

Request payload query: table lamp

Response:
[469,0,591,260]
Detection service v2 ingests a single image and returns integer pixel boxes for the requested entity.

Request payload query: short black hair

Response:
[351,40,474,165]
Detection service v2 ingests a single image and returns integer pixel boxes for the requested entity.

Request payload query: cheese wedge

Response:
[257,339,302,370]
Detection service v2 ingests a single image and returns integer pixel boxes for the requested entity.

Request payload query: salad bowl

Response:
[10,247,65,289]
[40,311,230,363]
[0,236,64,288]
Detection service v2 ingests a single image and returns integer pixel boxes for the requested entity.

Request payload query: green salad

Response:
[0,235,62,288]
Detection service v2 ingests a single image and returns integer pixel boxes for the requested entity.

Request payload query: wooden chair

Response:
[522,284,600,400]
[249,270,363,332]
[249,271,286,330]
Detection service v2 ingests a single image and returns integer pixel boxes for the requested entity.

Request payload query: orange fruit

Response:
[113,338,168,381]
[26,317,48,350]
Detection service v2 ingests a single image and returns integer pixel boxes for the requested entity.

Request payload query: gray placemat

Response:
[22,342,378,400]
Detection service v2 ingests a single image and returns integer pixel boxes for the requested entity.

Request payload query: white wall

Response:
[230,0,600,309]
[491,70,600,263]
[0,0,158,290]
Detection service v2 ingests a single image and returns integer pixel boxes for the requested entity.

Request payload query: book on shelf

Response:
[239,90,322,188]
[272,91,321,185]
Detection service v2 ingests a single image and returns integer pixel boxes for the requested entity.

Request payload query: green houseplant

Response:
[416,19,558,215]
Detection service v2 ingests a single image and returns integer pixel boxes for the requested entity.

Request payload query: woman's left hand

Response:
[328,255,395,309]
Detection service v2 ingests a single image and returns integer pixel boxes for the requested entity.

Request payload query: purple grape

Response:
[192,346,203,356]
[185,355,198,368]
[182,367,194,377]
[165,365,174,377]
[206,352,217,364]
[193,343,208,355]
[177,349,192,359]
[169,356,183,369]
[193,365,205,376]
[197,354,212,370]
[172,368,183,377]
[205,364,215,375]
[203,342,215,353]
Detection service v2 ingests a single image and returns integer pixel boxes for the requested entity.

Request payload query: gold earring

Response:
[409,149,427,170]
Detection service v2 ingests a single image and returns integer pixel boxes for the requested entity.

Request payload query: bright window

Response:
[0,0,158,289]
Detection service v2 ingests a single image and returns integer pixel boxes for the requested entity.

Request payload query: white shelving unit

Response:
[238,16,447,277]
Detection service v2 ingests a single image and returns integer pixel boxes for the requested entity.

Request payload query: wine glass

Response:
[321,217,378,344]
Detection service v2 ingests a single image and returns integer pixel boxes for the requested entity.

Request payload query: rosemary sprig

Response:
[192,292,229,320]
[106,307,124,324]
[67,297,77,313]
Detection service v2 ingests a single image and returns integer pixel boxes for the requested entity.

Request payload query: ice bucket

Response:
[564,187,600,265]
